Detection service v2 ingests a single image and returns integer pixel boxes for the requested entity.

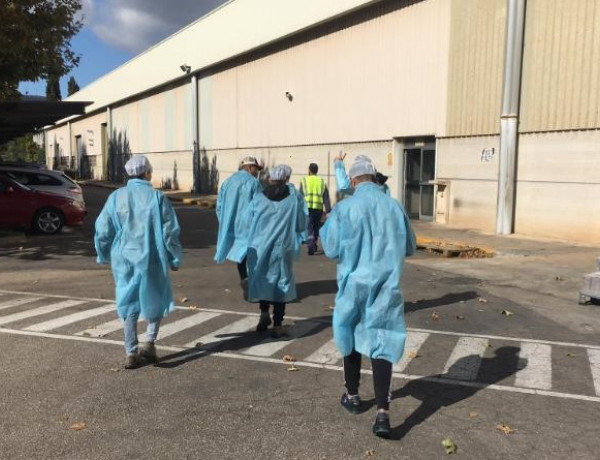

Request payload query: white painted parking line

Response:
[184,316,257,349]
[75,318,122,338]
[242,321,321,357]
[23,304,115,332]
[305,338,341,364]
[394,331,431,372]
[587,349,600,396]
[142,311,222,342]
[515,343,552,390]
[0,300,86,326]
[443,337,489,381]
[0,297,44,311]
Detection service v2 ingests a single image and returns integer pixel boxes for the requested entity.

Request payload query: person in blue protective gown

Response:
[281,164,309,255]
[215,156,263,299]
[321,155,411,438]
[334,152,391,196]
[94,156,182,369]
[244,165,307,338]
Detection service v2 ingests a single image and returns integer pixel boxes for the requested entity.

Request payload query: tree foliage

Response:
[0,134,45,164]
[67,76,80,96]
[46,73,62,101]
[0,0,83,100]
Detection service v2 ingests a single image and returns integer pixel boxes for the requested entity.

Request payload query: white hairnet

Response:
[125,156,152,176]
[269,165,287,181]
[281,165,292,179]
[348,155,376,179]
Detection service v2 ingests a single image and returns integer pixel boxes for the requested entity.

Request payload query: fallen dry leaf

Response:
[478,298,488,303]
[287,365,300,372]
[566,352,576,357]
[188,305,199,310]
[441,437,457,454]
[496,423,515,435]
[407,350,419,359]
[469,411,478,418]
[194,342,204,348]
[180,297,189,303]
[501,310,514,317]
[224,289,231,294]
[431,311,440,321]
[456,315,465,320]
[32,280,38,284]
[365,450,376,458]
[109,368,122,372]
[555,276,563,281]
[69,422,87,431]
[282,355,297,362]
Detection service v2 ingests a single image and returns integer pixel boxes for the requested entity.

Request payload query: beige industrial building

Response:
[43,0,600,243]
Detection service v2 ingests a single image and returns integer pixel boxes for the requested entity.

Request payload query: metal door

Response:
[404,147,435,220]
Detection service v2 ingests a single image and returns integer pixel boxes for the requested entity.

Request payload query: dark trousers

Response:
[307,209,323,253]
[343,349,393,410]
[237,256,247,280]
[259,301,286,326]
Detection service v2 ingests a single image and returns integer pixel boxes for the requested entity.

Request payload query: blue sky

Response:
[19,0,228,97]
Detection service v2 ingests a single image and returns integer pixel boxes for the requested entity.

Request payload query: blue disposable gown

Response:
[215,170,260,263]
[321,182,408,363]
[94,179,182,322]
[333,160,416,256]
[288,183,309,258]
[244,191,306,303]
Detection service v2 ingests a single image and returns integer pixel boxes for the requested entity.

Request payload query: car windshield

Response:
[60,172,78,186]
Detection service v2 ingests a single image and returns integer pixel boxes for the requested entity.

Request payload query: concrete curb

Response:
[80,181,216,208]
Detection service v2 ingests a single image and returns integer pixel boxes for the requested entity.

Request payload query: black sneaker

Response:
[256,312,272,332]
[124,353,143,370]
[372,411,391,438]
[139,343,158,364]
[340,393,362,414]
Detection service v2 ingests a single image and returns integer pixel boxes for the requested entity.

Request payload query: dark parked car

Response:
[0,174,86,234]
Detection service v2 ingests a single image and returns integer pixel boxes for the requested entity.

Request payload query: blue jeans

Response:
[124,313,161,356]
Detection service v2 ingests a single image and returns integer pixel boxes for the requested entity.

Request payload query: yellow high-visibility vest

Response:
[302,176,325,210]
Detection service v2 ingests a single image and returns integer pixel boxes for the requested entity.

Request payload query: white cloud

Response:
[85,0,229,54]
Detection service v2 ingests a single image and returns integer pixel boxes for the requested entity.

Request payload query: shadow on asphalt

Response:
[404,291,480,313]
[381,346,524,441]
[155,316,332,369]
[296,279,338,300]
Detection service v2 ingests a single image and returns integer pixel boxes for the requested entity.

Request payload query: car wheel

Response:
[33,208,65,234]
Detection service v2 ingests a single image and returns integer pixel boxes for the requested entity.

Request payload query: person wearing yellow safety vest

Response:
[299,163,331,255]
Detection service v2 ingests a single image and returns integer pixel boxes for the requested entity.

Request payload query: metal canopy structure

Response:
[0,96,90,144]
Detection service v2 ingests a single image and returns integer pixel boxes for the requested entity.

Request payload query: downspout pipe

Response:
[191,74,200,193]
[496,0,526,234]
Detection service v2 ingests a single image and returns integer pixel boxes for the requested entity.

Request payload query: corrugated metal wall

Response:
[445,0,506,136]
[520,0,600,132]
[199,0,451,150]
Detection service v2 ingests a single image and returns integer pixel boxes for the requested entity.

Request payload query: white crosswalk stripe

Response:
[185,316,257,349]
[0,300,86,326]
[587,349,600,396]
[141,311,222,342]
[515,343,552,390]
[305,339,341,364]
[75,318,122,338]
[443,337,489,381]
[2,291,600,402]
[242,320,321,357]
[24,304,115,332]
[0,297,44,311]
[394,331,430,373]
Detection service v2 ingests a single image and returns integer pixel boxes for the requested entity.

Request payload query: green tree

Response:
[0,134,45,164]
[0,0,83,100]
[67,76,80,96]
[46,73,62,101]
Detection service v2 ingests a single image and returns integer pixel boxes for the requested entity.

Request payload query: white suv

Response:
[0,167,84,204]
